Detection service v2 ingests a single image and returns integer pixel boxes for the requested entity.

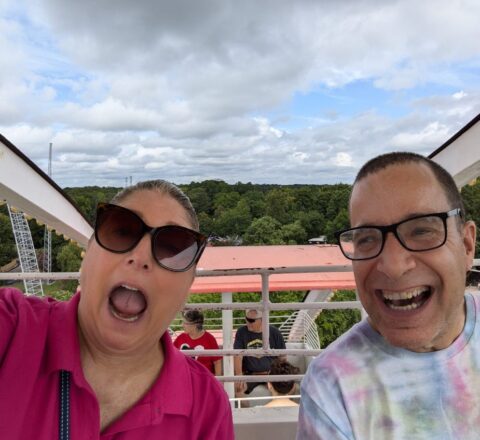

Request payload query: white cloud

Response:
[0,0,479,187]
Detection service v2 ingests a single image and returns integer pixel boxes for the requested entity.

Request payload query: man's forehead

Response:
[349,162,449,226]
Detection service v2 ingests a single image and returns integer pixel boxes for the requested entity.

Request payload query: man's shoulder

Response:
[234,325,248,337]
[311,320,371,366]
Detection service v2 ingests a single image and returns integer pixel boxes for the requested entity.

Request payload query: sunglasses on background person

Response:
[94,203,207,272]
[245,317,261,323]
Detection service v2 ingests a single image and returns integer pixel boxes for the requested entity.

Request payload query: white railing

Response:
[3,259,479,384]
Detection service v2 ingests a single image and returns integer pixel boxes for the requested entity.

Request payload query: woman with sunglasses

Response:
[0,180,234,439]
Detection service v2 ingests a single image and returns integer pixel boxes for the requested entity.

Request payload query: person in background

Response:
[234,309,286,395]
[264,358,300,408]
[0,180,234,439]
[174,310,222,375]
[297,152,478,439]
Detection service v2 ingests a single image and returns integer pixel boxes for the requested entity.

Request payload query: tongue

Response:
[109,287,147,317]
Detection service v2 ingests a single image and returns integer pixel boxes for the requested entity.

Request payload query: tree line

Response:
[1,178,479,272]
[1,179,479,346]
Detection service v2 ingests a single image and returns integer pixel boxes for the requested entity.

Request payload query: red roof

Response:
[190,244,356,293]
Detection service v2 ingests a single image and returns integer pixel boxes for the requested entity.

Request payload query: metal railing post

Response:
[261,272,270,350]
[222,291,235,399]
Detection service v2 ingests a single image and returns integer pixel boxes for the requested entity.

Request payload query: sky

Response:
[1,0,479,188]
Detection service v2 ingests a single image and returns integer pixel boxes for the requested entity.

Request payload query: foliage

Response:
[316,290,362,348]
[0,212,16,267]
[243,216,283,244]
[462,179,480,257]
[56,242,83,292]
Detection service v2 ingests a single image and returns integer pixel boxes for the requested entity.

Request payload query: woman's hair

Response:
[111,180,199,230]
[269,358,300,395]
[183,310,204,331]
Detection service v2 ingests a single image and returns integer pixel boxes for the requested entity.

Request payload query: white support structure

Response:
[429,113,480,187]
[279,310,321,349]
[0,135,92,247]
[42,142,53,284]
[7,205,43,296]
[43,227,52,285]
[222,292,235,399]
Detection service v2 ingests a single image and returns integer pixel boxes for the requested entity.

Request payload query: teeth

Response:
[382,287,427,301]
[110,304,140,322]
[389,302,421,311]
[121,284,139,291]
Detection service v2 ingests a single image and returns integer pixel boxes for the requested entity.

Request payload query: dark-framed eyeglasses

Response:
[245,317,260,323]
[335,208,462,261]
[94,202,207,272]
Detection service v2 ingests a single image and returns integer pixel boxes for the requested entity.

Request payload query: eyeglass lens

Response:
[339,214,447,260]
[245,317,257,323]
[153,227,201,270]
[95,204,204,271]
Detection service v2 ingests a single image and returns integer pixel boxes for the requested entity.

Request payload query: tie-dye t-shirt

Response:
[297,292,480,440]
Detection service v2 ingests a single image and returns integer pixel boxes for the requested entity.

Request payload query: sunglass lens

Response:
[96,206,144,252]
[153,226,200,271]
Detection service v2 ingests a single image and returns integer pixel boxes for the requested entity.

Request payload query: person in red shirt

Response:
[174,310,223,375]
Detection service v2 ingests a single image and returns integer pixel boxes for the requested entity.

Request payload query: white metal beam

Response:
[0,136,92,247]
[430,114,480,187]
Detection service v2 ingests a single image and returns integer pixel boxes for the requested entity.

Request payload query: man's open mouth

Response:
[381,286,432,311]
[109,284,147,322]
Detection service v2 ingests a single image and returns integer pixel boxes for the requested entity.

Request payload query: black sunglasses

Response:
[94,203,207,272]
[245,317,260,323]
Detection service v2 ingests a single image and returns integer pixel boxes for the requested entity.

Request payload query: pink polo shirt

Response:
[0,287,234,439]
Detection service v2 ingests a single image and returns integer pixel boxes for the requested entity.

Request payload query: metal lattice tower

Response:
[7,205,44,296]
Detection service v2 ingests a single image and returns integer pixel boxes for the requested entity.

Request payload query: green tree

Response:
[324,208,350,242]
[462,180,480,257]
[265,188,296,224]
[56,242,83,291]
[280,220,308,244]
[214,199,252,237]
[316,290,361,347]
[244,216,283,245]
[0,213,16,267]
[213,191,241,216]
[187,187,212,215]
[243,190,267,219]
[295,210,326,240]
[197,212,215,236]
[57,242,83,272]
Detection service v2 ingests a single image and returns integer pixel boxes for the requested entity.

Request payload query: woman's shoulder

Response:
[0,287,55,313]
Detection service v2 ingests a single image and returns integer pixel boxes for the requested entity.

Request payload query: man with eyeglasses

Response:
[233,309,286,397]
[297,152,478,440]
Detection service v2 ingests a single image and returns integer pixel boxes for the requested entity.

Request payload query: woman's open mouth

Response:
[108,284,147,322]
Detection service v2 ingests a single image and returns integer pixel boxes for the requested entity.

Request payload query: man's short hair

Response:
[245,309,262,318]
[353,152,465,220]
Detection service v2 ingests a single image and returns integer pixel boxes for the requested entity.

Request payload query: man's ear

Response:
[463,220,477,270]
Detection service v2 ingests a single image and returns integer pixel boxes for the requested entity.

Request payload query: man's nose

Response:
[375,232,416,279]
